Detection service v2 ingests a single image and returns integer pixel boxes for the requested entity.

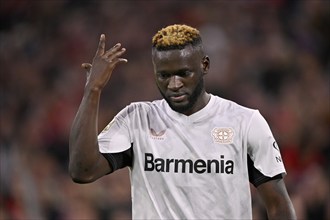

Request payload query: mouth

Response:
[169,93,187,102]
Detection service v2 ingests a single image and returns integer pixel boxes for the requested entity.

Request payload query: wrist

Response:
[84,86,102,97]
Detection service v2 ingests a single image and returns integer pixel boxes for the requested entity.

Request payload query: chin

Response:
[168,101,192,113]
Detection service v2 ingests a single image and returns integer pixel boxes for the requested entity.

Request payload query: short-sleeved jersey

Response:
[98,94,286,219]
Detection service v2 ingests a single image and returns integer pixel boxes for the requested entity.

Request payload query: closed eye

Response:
[157,72,171,79]
[157,70,192,79]
[177,70,192,77]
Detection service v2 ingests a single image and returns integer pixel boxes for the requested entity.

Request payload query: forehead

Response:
[152,46,202,71]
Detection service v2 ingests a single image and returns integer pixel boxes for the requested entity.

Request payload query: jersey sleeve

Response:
[98,106,132,153]
[247,111,286,177]
[248,155,283,187]
[102,147,133,173]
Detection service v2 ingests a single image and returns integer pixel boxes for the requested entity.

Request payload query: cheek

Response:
[155,79,167,90]
[187,75,200,87]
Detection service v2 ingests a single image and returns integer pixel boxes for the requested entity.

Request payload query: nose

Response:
[168,75,183,90]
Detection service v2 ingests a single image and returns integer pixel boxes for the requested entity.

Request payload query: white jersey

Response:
[98,94,286,219]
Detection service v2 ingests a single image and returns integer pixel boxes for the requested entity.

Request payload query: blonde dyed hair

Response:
[152,24,202,50]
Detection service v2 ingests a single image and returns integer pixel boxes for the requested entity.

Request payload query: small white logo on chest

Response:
[150,128,166,140]
[211,127,234,144]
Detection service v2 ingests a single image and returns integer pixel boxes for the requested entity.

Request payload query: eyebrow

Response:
[157,68,191,75]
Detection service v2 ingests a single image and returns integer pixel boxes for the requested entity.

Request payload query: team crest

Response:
[211,127,234,144]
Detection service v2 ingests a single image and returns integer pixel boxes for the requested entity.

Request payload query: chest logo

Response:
[150,128,166,140]
[211,127,234,144]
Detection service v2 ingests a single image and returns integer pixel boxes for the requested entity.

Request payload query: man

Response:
[69,24,296,219]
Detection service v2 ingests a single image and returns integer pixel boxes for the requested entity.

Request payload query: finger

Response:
[118,58,128,63]
[107,58,128,65]
[104,48,127,61]
[103,43,123,57]
[81,63,92,70]
[95,34,105,56]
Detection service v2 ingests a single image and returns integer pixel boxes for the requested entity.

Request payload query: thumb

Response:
[81,63,92,71]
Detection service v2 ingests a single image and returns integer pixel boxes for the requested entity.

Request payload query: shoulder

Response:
[128,99,163,111]
[118,100,163,118]
[212,95,257,117]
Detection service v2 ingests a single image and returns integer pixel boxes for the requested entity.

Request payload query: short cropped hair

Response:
[152,24,202,51]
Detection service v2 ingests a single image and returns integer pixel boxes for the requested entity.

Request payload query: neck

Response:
[183,91,210,116]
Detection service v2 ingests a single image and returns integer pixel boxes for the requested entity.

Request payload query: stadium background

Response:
[0,0,329,219]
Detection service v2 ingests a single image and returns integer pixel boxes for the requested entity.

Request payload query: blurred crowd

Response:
[0,0,329,219]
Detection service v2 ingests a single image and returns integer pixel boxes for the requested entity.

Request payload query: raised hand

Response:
[83,34,127,92]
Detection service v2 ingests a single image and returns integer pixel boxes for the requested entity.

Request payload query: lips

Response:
[169,93,187,102]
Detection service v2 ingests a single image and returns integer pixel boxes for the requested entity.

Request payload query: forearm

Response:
[267,200,296,220]
[69,89,102,181]
[258,179,296,220]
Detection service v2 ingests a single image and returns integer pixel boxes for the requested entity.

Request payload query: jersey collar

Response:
[163,94,216,124]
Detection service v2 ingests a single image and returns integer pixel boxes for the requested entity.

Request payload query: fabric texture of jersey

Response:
[98,94,286,220]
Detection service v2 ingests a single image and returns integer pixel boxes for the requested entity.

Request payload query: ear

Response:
[201,56,210,74]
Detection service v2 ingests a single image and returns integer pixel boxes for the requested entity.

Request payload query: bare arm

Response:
[257,178,296,220]
[69,34,127,183]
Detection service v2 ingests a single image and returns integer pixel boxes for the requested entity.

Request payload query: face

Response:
[152,45,210,115]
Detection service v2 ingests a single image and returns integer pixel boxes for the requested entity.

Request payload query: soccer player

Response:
[69,24,296,219]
